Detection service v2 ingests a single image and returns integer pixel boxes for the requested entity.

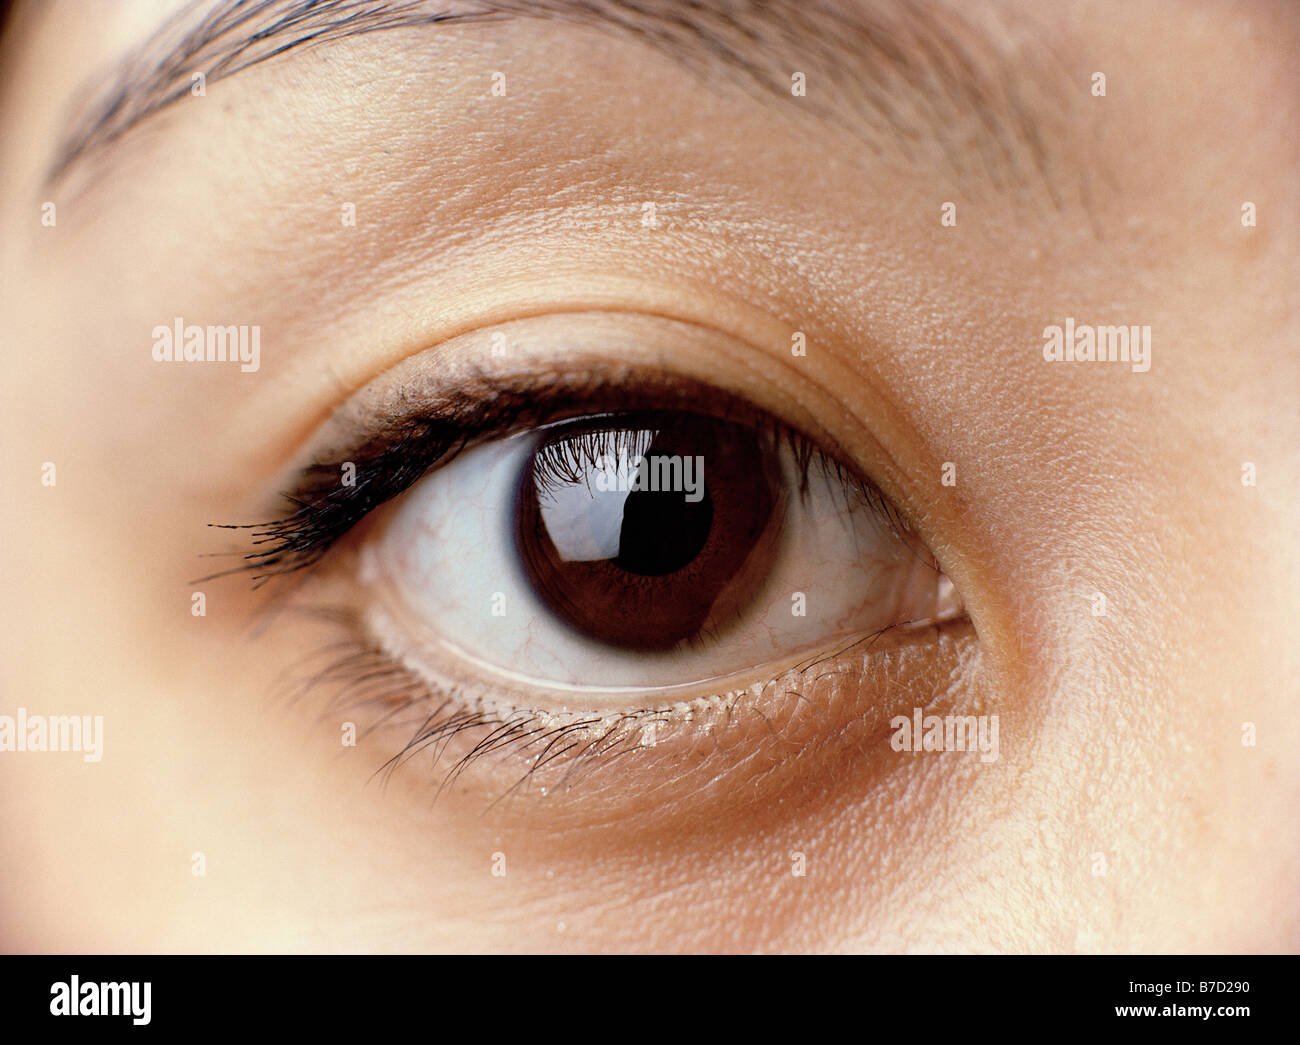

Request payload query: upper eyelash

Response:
[206,370,914,586]
[205,419,448,585]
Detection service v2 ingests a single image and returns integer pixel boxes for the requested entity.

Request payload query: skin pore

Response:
[1,0,1297,952]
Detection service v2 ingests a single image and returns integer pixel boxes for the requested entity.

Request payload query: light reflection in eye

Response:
[360,409,962,707]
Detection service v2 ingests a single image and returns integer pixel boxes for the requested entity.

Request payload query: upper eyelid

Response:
[236,301,919,529]
[211,368,913,585]
[285,366,849,507]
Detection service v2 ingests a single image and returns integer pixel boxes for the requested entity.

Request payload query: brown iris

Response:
[515,413,782,650]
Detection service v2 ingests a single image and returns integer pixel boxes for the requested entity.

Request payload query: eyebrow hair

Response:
[46,0,1082,203]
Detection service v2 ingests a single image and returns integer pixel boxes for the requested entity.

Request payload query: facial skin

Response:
[0,0,1296,953]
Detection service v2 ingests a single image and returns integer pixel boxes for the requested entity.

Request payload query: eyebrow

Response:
[47,0,1081,203]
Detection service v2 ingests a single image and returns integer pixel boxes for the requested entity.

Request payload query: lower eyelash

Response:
[281,597,940,808]
[286,603,680,805]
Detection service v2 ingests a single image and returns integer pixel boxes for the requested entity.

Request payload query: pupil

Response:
[515,413,777,651]
[614,459,714,577]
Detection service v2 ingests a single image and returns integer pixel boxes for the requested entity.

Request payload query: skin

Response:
[1,0,1296,953]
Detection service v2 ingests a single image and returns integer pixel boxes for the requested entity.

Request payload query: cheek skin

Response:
[283,616,988,953]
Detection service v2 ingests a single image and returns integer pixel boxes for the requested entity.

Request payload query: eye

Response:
[357,407,961,706]
[217,319,972,795]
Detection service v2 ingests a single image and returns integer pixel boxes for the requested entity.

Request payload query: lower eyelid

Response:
[285,573,978,825]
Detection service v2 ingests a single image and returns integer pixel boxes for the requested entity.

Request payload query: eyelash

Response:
[209,368,928,800]
[207,370,915,587]
[302,606,678,802]
[292,602,902,805]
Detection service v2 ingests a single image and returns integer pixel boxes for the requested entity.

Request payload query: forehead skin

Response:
[0,0,1297,952]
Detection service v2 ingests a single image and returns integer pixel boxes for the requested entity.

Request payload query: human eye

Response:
[215,312,970,811]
